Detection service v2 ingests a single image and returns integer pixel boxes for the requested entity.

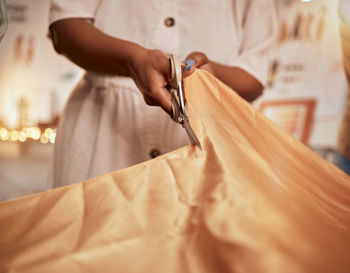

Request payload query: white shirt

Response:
[49,0,277,187]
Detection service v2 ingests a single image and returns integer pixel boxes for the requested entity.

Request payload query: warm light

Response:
[24,127,34,138]
[18,131,27,142]
[10,131,19,141]
[40,134,49,144]
[0,126,56,143]
[44,128,54,138]
[0,128,9,141]
[23,127,30,137]
[49,133,56,144]
[31,127,41,140]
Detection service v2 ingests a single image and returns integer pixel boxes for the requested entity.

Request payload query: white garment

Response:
[49,0,277,187]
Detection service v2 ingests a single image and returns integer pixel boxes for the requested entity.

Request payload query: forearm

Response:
[205,61,263,102]
[50,18,173,113]
[50,18,146,77]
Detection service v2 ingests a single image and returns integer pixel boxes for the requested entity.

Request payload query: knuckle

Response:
[144,96,155,106]
[149,86,160,97]
[149,49,165,60]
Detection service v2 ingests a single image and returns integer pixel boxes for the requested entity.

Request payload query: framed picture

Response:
[259,98,317,144]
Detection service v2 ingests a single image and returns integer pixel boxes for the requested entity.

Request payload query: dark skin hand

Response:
[50,18,263,114]
[183,52,263,102]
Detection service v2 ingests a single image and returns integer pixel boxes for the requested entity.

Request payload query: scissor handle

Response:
[169,54,182,89]
[168,55,202,150]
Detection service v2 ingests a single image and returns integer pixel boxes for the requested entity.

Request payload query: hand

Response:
[129,49,172,114]
[182,52,212,78]
[128,50,211,115]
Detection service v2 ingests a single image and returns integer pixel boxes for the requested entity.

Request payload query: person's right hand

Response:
[129,49,172,114]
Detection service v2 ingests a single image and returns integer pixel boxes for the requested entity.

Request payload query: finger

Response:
[186,52,209,67]
[184,59,195,71]
[146,85,172,115]
[149,49,171,77]
[182,59,198,78]
[156,87,172,114]
[144,95,157,106]
[158,53,171,77]
[183,52,209,78]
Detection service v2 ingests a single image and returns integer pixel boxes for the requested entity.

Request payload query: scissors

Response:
[168,54,202,150]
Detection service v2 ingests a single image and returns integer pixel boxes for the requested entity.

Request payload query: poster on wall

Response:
[259,98,316,144]
[255,0,348,147]
[0,0,82,130]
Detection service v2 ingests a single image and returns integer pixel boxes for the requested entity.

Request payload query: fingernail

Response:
[186,59,195,66]
[185,59,195,71]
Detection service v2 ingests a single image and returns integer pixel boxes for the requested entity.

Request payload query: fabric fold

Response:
[0,70,349,273]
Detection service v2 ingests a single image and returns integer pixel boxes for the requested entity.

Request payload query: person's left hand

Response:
[182,52,213,78]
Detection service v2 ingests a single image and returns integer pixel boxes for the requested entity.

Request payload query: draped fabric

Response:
[1,70,350,273]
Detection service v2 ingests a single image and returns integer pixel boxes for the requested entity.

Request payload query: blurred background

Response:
[0,0,348,201]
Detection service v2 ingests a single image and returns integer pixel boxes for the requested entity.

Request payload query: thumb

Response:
[183,52,209,78]
[189,52,209,67]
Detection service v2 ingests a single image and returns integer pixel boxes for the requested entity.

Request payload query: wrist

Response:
[127,46,148,79]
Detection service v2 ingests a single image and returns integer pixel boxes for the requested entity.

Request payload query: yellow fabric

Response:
[1,70,350,273]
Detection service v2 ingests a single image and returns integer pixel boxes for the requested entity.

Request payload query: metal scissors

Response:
[168,54,202,150]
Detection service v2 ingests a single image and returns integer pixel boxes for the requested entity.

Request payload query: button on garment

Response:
[49,0,277,187]
[164,17,175,27]
[149,149,161,158]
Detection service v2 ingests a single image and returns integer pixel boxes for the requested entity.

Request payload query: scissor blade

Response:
[178,81,185,112]
[181,116,202,151]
